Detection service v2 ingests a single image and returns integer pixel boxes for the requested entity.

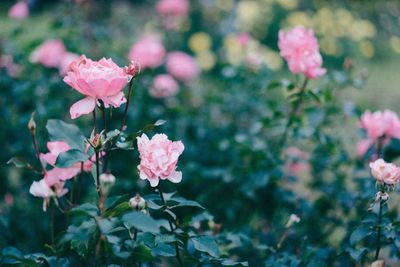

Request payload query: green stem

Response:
[157,186,183,267]
[278,77,309,149]
[374,196,383,260]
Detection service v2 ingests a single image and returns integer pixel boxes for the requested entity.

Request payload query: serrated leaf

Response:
[122,211,160,234]
[151,243,176,257]
[104,202,131,218]
[192,236,220,258]
[55,149,89,168]
[350,226,371,245]
[69,203,99,218]
[46,120,86,150]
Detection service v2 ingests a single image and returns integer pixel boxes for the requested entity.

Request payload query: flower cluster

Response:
[278,25,326,79]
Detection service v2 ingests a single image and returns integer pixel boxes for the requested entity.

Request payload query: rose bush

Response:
[2,1,400,267]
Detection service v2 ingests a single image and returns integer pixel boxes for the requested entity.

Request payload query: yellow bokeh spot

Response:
[189,32,212,53]
[216,0,234,11]
[276,0,298,10]
[286,12,313,28]
[320,37,339,56]
[359,40,375,58]
[237,1,261,29]
[390,36,400,54]
[196,51,216,71]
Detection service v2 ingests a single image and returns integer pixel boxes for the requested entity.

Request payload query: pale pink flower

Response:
[278,26,326,79]
[29,179,68,211]
[156,0,189,17]
[369,159,400,185]
[8,1,29,20]
[166,52,199,82]
[64,55,131,119]
[58,52,79,76]
[150,74,179,98]
[359,110,400,140]
[30,39,66,68]
[128,36,166,69]
[237,32,251,46]
[137,133,184,187]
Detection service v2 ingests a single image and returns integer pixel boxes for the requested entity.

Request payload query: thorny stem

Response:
[278,77,309,149]
[157,186,183,267]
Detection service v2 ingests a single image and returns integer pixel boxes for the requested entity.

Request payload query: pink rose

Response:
[64,55,132,119]
[359,110,400,140]
[40,141,81,186]
[59,52,79,76]
[357,139,374,158]
[278,26,326,79]
[29,179,68,211]
[156,0,189,17]
[128,36,166,69]
[166,52,199,82]
[30,39,66,68]
[237,32,251,46]
[137,133,184,187]
[8,1,29,20]
[369,159,400,185]
[150,74,179,98]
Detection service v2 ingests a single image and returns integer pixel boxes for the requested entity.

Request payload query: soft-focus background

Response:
[1,0,400,265]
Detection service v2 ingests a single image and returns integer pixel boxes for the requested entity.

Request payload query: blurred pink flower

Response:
[128,36,166,69]
[137,133,184,187]
[150,74,179,98]
[59,52,79,76]
[359,110,400,140]
[30,39,66,68]
[0,55,21,77]
[369,159,400,185]
[64,55,131,119]
[278,26,326,79]
[285,147,309,175]
[8,1,29,20]
[4,193,14,206]
[237,32,251,46]
[357,139,374,158]
[166,52,199,82]
[156,0,189,17]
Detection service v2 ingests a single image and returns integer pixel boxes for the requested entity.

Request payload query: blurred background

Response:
[1,0,400,259]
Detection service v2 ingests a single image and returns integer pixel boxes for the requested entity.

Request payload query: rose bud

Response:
[129,194,146,210]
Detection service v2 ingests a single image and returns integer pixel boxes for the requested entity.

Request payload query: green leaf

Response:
[131,244,154,261]
[169,197,205,210]
[151,243,176,257]
[55,149,89,168]
[122,211,160,234]
[46,119,86,150]
[104,202,131,218]
[7,157,35,171]
[350,226,371,245]
[69,203,99,218]
[192,236,220,258]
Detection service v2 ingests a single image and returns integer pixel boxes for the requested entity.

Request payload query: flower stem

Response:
[120,79,134,132]
[157,186,183,267]
[374,195,383,260]
[30,131,46,174]
[278,77,309,149]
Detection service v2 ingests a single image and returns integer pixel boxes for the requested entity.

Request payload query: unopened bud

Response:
[89,131,105,150]
[129,194,146,210]
[375,191,389,202]
[286,214,300,228]
[124,60,141,78]
[28,112,36,134]
[100,172,115,194]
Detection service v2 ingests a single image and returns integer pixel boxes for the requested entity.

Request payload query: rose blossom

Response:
[359,110,400,140]
[357,139,374,158]
[278,26,326,79]
[63,55,132,119]
[150,74,179,98]
[40,141,81,186]
[156,0,189,29]
[369,159,400,185]
[8,1,29,20]
[29,179,68,211]
[30,39,66,68]
[58,52,79,76]
[128,36,166,69]
[137,133,184,187]
[166,52,199,82]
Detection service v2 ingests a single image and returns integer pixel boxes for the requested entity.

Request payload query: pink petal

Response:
[70,97,96,119]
